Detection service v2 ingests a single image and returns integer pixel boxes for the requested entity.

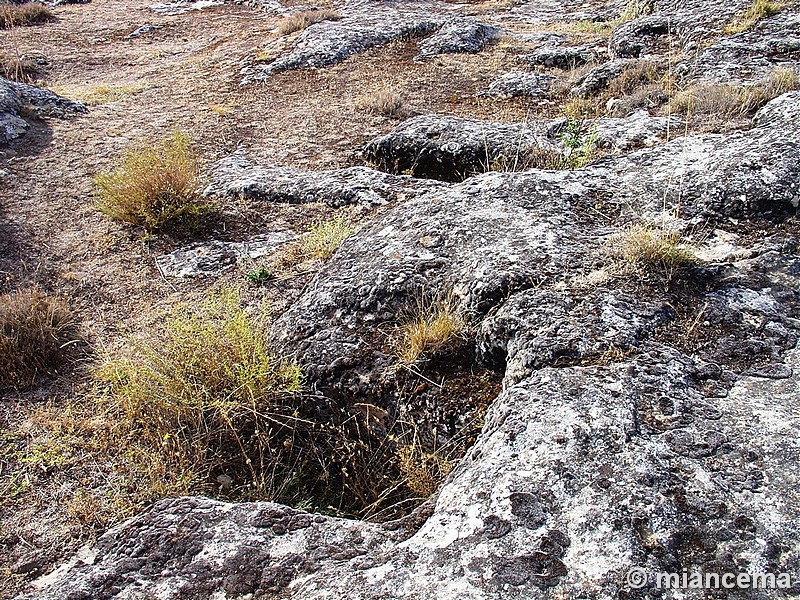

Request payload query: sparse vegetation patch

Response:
[669,67,800,123]
[616,221,697,271]
[277,9,341,36]
[94,130,210,233]
[395,294,466,365]
[0,2,54,29]
[357,88,408,118]
[0,290,76,388]
[724,0,782,35]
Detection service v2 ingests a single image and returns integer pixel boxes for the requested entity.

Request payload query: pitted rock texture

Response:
[363,110,678,181]
[205,153,444,206]
[23,345,800,599]
[569,58,635,97]
[155,232,296,278]
[242,1,447,81]
[17,1,800,598]
[415,17,500,58]
[0,77,86,144]
[687,9,800,83]
[485,71,555,99]
[522,44,599,70]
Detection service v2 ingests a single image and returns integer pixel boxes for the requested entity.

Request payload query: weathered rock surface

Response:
[688,10,800,83]
[24,343,800,599]
[155,232,296,278]
[0,77,86,144]
[242,0,448,82]
[570,58,635,97]
[363,110,679,181]
[485,71,555,99]
[205,153,444,206]
[522,44,599,70]
[415,17,500,59]
[18,0,800,598]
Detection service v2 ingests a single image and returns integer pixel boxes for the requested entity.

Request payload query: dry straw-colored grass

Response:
[395,294,465,365]
[276,9,341,36]
[0,2,54,28]
[616,221,697,270]
[669,67,800,122]
[357,89,408,118]
[724,0,782,35]
[94,130,209,233]
[0,290,75,388]
[397,443,453,498]
[0,51,43,82]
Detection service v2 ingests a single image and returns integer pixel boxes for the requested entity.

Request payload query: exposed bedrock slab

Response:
[415,17,501,59]
[242,1,447,81]
[155,232,296,278]
[607,0,752,60]
[205,153,445,207]
[485,71,556,99]
[241,2,498,82]
[23,344,800,599]
[522,45,599,70]
[364,92,800,221]
[0,77,86,144]
[362,110,679,181]
[686,10,800,83]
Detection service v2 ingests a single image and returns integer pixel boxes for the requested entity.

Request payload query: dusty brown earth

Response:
[0,1,576,596]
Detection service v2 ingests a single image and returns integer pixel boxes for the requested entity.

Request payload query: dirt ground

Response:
[0,0,563,595]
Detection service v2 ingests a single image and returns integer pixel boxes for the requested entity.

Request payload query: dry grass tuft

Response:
[0,2,54,28]
[63,83,145,106]
[0,51,43,82]
[357,89,408,118]
[0,290,76,388]
[724,0,782,35]
[94,130,210,233]
[616,221,697,270]
[619,0,654,23]
[395,295,465,365]
[669,67,800,123]
[301,217,355,260]
[488,147,566,172]
[397,443,453,498]
[276,9,341,36]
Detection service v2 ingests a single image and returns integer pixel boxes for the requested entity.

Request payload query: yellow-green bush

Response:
[94,131,209,232]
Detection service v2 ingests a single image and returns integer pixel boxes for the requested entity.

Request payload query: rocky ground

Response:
[2,0,800,598]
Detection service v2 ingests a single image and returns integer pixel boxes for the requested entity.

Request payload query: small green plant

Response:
[94,130,209,233]
[724,0,782,34]
[561,117,599,169]
[0,290,76,388]
[0,2,54,28]
[246,266,273,287]
[395,294,465,365]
